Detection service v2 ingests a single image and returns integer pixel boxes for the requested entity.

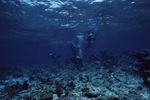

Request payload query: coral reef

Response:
[132,50,150,87]
[0,51,150,99]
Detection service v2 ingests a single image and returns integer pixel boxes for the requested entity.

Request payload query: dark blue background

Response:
[0,0,150,66]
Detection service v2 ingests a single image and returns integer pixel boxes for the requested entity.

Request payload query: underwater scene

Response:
[0,0,150,99]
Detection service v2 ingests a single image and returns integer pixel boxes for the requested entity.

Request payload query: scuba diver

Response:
[49,53,61,64]
[69,43,83,70]
[86,30,97,49]
[68,33,84,70]
[73,56,83,70]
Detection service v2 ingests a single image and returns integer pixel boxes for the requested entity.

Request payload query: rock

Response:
[84,92,99,98]
[40,92,53,100]
[22,81,29,90]
[53,94,59,100]
[55,80,63,97]
[84,86,100,98]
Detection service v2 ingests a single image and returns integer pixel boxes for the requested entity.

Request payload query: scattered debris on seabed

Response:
[0,51,150,100]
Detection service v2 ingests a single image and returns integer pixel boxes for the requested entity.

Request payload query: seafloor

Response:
[0,51,150,100]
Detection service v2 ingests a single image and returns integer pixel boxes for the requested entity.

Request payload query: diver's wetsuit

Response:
[86,34,96,48]
[68,43,84,69]
[87,35,96,42]
[72,57,83,70]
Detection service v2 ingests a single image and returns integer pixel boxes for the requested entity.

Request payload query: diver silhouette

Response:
[68,33,84,69]
[68,43,83,70]
[86,30,97,48]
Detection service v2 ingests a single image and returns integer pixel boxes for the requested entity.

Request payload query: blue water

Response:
[0,0,150,65]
